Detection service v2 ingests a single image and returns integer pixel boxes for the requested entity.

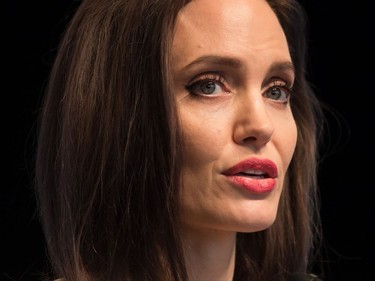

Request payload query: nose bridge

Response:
[233,89,274,145]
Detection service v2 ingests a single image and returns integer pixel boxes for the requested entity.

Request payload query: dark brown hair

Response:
[35,0,324,280]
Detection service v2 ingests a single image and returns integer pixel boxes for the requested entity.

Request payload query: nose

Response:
[233,92,274,148]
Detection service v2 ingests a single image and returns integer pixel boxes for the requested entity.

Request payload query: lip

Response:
[222,158,278,194]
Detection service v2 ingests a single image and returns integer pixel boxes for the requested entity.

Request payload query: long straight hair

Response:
[35,0,324,280]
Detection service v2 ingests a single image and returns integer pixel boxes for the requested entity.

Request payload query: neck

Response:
[182,227,236,281]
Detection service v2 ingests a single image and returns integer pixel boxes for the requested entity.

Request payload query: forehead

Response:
[172,0,291,72]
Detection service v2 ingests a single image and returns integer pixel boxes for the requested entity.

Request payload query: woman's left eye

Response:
[264,82,292,103]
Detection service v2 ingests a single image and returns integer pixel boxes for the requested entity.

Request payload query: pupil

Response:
[201,81,216,94]
[271,87,281,99]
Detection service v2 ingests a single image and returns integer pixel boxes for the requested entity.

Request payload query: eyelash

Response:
[185,73,230,96]
[267,80,293,104]
[185,73,293,103]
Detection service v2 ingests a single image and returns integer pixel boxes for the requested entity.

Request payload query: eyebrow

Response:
[181,55,244,71]
[181,55,295,76]
[268,61,295,76]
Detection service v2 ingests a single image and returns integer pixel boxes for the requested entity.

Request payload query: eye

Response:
[185,73,230,97]
[264,81,292,103]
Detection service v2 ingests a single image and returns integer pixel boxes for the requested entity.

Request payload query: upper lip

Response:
[222,157,278,178]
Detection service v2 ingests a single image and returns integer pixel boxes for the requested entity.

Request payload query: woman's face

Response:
[172,0,297,234]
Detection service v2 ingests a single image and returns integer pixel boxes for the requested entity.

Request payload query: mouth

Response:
[235,169,269,179]
[223,158,278,178]
[223,158,278,194]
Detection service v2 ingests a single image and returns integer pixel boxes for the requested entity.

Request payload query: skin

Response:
[172,0,298,280]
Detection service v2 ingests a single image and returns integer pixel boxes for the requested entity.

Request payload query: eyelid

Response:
[188,72,227,85]
[269,78,293,90]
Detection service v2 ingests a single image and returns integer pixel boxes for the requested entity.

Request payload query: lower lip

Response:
[225,175,276,194]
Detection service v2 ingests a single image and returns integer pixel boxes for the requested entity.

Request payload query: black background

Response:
[3,1,374,280]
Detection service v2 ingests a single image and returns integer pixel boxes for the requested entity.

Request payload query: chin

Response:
[235,212,278,233]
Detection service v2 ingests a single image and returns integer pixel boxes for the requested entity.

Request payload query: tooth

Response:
[243,169,264,175]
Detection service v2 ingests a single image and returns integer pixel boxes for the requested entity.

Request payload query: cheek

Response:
[180,110,230,169]
[179,113,228,222]
[277,116,298,170]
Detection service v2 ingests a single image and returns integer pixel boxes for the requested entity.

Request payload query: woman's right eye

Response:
[185,73,230,97]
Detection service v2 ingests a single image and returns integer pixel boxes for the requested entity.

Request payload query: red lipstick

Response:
[223,158,278,194]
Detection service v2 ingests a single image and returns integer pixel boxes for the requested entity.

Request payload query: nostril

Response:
[242,136,257,142]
